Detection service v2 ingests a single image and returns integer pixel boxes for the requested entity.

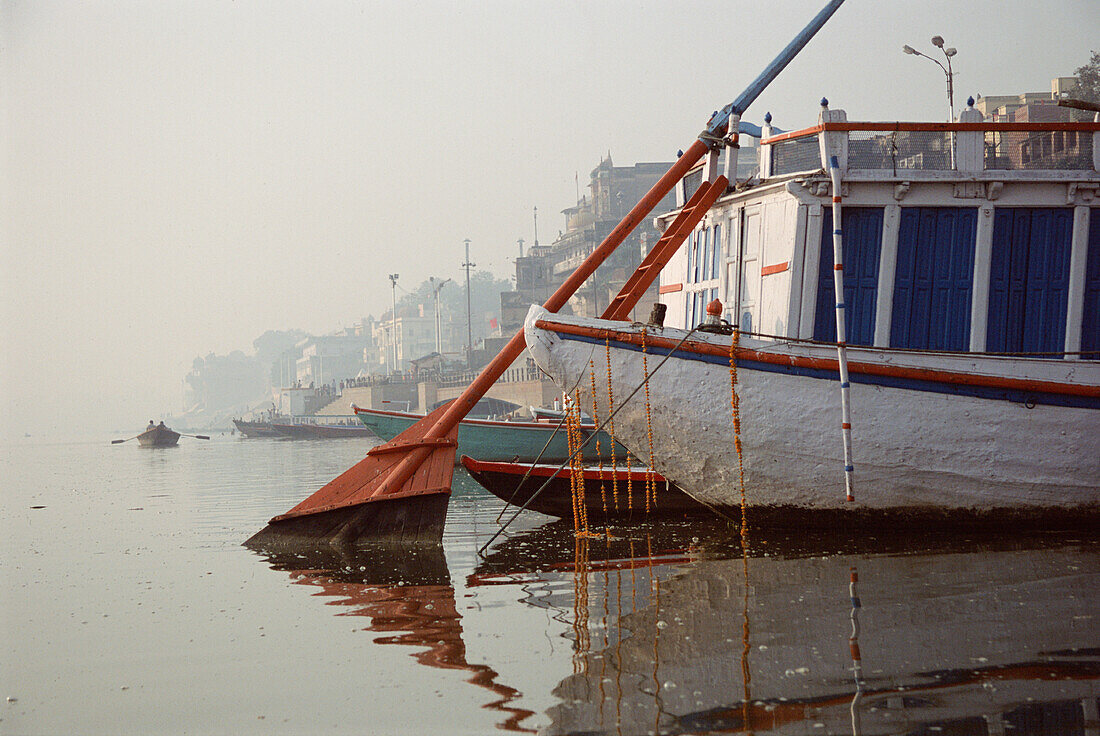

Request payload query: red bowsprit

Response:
[246,404,459,548]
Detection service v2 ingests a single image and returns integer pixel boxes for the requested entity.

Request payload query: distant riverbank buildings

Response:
[500,149,760,332]
[501,157,677,332]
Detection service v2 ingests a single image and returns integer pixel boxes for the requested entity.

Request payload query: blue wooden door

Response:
[987,208,1073,353]
[891,207,977,350]
[814,207,883,345]
[1083,208,1100,359]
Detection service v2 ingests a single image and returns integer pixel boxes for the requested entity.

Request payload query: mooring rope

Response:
[640,327,658,513]
[729,328,749,544]
[588,363,609,526]
[566,400,581,531]
[571,389,590,533]
[604,339,620,512]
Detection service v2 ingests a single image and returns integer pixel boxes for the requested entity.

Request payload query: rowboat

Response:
[459,455,710,520]
[526,102,1100,526]
[354,405,632,464]
[136,424,180,447]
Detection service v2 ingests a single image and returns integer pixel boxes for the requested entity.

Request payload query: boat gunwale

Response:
[354,405,587,431]
[533,317,1100,400]
[460,455,664,482]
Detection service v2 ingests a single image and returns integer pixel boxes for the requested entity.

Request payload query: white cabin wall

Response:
[740,204,763,332]
[758,195,799,337]
[799,205,824,339]
[1065,206,1092,357]
[658,224,689,329]
[873,204,902,347]
[969,205,996,352]
[786,206,809,334]
[721,208,740,325]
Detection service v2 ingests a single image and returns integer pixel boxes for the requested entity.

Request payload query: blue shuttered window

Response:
[1083,208,1100,359]
[814,207,884,345]
[987,208,1073,353]
[891,207,977,351]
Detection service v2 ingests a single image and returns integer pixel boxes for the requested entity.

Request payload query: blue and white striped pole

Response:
[828,154,856,502]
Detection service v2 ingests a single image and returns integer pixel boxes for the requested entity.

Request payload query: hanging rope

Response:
[604,339,620,511]
[588,363,609,524]
[565,397,582,531]
[640,327,657,513]
[571,390,590,534]
[729,328,749,544]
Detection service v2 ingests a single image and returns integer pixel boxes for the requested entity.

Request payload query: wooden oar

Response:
[247,0,847,552]
[179,433,211,440]
[111,436,138,444]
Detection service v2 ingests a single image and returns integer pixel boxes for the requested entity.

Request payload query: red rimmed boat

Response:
[460,455,712,520]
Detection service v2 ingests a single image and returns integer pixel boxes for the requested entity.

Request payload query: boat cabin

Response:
[657,100,1100,358]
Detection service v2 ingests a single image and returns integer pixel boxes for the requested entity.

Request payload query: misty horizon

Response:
[3,0,1098,438]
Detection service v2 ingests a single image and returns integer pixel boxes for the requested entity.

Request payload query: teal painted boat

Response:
[353,405,634,464]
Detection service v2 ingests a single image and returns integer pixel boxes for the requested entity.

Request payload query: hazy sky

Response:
[2,0,1098,437]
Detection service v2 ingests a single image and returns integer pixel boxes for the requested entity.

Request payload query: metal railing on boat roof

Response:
[759,120,1100,176]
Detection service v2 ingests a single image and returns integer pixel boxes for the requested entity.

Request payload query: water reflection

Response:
[475,523,1098,736]
[251,519,1098,736]
[249,543,536,733]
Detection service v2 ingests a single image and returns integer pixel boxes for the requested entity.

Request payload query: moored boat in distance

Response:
[232,418,281,438]
[526,102,1100,526]
[355,405,633,464]
[136,422,180,447]
[270,419,379,440]
[460,455,711,520]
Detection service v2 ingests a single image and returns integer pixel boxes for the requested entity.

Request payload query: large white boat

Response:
[526,101,1100,524]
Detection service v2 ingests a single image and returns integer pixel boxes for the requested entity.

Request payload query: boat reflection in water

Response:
[251,518,1098,735]
[248,543,536,733]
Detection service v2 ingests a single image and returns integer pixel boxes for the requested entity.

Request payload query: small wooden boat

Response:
[355,405,631,463]
[460,455,712,519]
[136,423,180,447]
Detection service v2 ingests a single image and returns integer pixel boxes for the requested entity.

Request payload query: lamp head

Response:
[944,47,957,57]
[902,44,917,55]
[931,35,944,48]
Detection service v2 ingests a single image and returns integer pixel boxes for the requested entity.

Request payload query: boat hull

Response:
[232,419,280,438]
[525,306,1100,523]
[269,422,378,440]
[136,426,180,447]
[460,455,712,520]
[355,406,633,464]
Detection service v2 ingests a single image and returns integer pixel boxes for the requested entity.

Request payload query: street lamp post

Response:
[429,276,452,355]
[388,273,399,374]
[903,36,958,167]
[462,239,475,368]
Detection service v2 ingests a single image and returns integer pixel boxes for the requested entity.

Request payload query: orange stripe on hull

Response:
[533,319,1100,399]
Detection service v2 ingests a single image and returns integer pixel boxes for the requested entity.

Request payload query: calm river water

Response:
[2,434,1097,735]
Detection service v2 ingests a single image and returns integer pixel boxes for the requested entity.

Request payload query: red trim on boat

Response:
[461,455,664,483]
[534,319,1100,399]
[354,405,563,430]
[760,261,790,276]
[658,283,684,294]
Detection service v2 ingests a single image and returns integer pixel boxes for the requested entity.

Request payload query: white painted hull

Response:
[524,306,1100,519]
